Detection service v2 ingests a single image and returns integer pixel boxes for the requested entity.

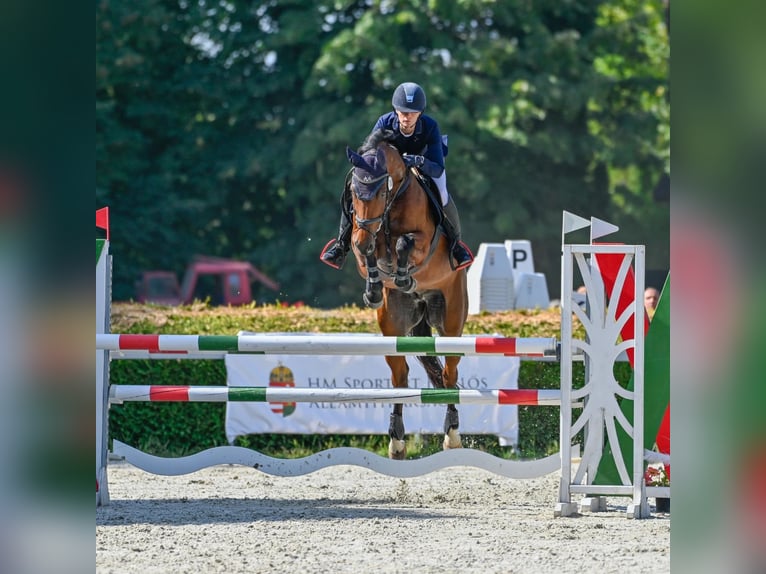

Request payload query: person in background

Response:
[644,286,660,320]
[573,285,587,309]
[320,81,473,271]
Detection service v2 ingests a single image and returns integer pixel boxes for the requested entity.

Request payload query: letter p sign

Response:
[504,240,535,274]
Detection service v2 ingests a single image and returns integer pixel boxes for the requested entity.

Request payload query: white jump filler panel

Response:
[467,243,515,314]
[468,239,550,313]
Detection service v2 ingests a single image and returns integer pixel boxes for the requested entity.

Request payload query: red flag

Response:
[593,246,650,366]
[96,207,109,240]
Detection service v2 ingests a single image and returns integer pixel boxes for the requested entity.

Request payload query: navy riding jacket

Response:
[372,112,446,179]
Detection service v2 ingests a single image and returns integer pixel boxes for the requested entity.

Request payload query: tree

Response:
[97,0,669,307]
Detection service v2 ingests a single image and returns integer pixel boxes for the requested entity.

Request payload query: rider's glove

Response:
[402,154,425,168]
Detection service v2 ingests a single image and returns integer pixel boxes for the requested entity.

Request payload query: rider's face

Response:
[395,110,421,135]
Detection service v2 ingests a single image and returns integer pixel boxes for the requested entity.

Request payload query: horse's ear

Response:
[375,147,387,170]
[346,146,364,167]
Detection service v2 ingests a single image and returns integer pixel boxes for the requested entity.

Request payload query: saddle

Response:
[412,171,444,228]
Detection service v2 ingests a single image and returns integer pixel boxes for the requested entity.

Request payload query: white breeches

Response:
[433,171,449,206]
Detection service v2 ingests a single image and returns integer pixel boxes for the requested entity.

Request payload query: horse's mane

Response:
[358,128,397,155]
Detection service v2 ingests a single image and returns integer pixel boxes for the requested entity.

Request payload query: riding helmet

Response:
[392,82,426,113]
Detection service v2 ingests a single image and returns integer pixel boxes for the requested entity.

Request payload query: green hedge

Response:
[108,358,634,460]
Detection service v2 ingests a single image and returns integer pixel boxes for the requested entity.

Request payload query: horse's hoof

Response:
[395,276,417,294]
[363,292,383,309]
[388,439,406,460]
[443,429,463,450]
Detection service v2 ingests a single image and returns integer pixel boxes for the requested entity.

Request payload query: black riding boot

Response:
[441,198,474,270]
[320,210,353,269]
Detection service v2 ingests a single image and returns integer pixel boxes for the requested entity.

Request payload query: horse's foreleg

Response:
[442,355,463,450]
[363,253,383,309]
[394,234,417,293]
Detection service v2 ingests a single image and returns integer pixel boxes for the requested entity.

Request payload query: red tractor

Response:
[136,256,280,306]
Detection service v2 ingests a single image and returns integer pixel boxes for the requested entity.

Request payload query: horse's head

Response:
[346,129,408,202]
[346,131,411,259]
[346,146,392,202]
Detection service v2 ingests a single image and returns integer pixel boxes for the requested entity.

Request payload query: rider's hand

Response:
[402,154,425,168]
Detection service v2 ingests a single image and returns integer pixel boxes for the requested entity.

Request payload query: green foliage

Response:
[97,0,669,309]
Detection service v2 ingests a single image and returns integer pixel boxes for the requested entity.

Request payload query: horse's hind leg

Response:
[388,403,406,460]
[442,355,462,449]
[436,273,467,451]
[443,404,461,450]
[384,355,410,459]
[379,293,425,459]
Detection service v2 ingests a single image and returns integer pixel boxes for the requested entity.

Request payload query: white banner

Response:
[225,350,520,446]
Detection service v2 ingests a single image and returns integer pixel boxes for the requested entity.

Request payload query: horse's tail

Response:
[412,318,444,389]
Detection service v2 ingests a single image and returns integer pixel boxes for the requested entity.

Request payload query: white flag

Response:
[590,216,620,241]
[562,211,591,235]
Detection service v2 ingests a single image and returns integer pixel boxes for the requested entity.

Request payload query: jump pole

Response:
[109,386,564,406]
[96,334,558,357]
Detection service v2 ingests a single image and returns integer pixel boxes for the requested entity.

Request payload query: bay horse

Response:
[345,128,469,460]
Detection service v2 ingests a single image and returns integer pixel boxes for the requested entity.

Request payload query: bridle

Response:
[351,157,411,241]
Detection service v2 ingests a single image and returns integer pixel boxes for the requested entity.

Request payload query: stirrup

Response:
[451,241,474,271]
[320,239,347,270]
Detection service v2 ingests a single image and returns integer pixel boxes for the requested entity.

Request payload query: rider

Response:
[320,82,474,271]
